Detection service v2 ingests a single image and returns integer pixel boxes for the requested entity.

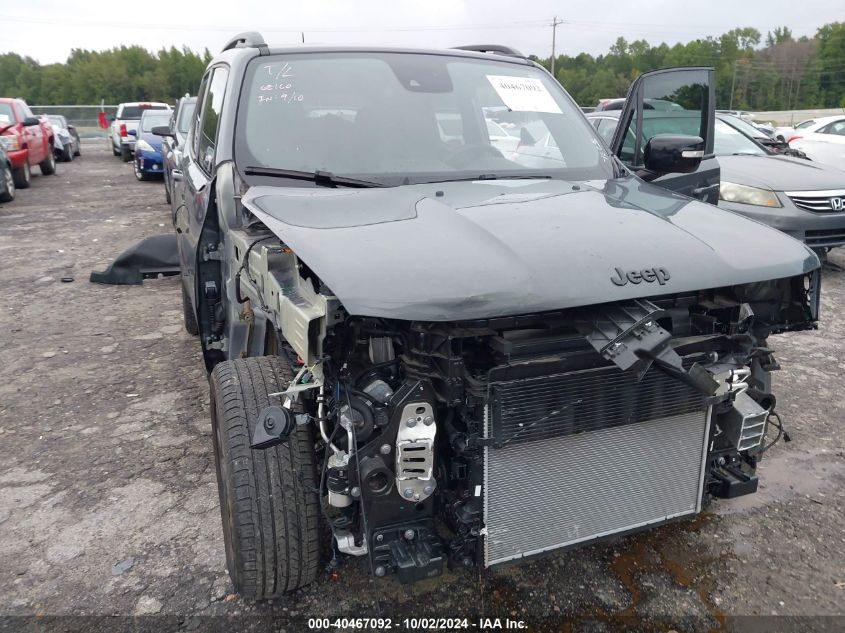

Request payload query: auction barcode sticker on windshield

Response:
[487,75,562,114]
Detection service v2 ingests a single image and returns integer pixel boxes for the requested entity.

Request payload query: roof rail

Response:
[453,44,525,59]
[222,32,269,53]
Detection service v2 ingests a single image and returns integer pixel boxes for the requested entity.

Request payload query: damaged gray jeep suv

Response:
[176,32,820,597]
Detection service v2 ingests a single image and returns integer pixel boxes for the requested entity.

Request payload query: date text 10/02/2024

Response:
[307,618,528,630]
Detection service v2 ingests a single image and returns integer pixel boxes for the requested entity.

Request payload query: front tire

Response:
[0,163,15,202]
[40,148,56,175]
[134,159,149,181]
[121,145,132,162]
[210,356,321,599]
[61,145,73,162]
[12,161,31,189]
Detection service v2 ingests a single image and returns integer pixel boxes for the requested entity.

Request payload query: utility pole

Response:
[550,16,563,79]
[729,61,738,110]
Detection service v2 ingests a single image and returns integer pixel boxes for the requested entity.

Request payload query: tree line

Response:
[532,22,845,110]
[0,22,843,110]
[0,46,211,105]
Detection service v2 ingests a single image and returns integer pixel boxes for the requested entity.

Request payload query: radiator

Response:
[483,365,710,566]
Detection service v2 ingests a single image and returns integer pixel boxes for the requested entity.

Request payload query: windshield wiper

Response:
[420,174,553,184]
[243,166,384,188]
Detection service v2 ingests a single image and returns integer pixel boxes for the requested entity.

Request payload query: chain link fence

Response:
[29,105,118,138]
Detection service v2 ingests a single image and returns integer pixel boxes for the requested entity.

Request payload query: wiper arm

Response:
[243,166,384,188]
[421,174,553,184]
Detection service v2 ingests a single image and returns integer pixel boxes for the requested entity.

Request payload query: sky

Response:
[0,0,842,65]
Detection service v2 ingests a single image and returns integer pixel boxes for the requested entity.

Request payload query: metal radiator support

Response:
[395,402,437,502]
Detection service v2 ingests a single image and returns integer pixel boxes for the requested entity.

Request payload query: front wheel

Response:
[121,145,132,163]
[0,163,15,202]
[40,149,56,175]
[12,161,31,189]
[134,159,149,181]
[61,145,73,162]
[210,356,321,599]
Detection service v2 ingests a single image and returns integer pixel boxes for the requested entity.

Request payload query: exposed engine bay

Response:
[225,232,820,582]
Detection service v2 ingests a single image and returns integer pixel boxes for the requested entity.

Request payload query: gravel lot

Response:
[0,142,843,632]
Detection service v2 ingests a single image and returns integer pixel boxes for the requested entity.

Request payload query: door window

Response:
[194,67,229,173]
[0,103,13,124]
[191,75,210,157]
[616,69,710,168]
[594,118,617,145]
[819,120,845,136]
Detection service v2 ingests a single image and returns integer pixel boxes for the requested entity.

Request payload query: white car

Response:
[109,102,170,162]
[774,118,825,143]
[485,119,520,155]
[787,115,845,169]
[716,109,755,122]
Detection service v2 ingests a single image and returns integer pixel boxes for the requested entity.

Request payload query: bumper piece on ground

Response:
[89,234,180,285]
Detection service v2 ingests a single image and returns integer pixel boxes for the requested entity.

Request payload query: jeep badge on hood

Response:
[610,267,671,286]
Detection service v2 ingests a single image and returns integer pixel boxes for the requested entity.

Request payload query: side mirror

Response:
[151,126,175,138]
[22,116,40,127]
[643,134,704,176]
[128,129,137,137]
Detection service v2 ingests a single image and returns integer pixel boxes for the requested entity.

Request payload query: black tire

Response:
[40,148,56,175]
[112,142,120,157]
[12,161,31,189]
[73,135,81,157]
[210,356,321,599]
[61,145,73,162]
[121,145,132,163]
[0,163,15,203]
[134,158,149,181]
[181,284,198,335]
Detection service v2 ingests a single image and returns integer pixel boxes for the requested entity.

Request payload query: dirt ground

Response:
[0,142,843,633]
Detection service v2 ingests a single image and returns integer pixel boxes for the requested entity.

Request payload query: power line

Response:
[0,13,832,36]
[550,17,563,77]
[0,14,550,33]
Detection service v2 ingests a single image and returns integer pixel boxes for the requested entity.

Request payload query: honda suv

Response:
[177,32,820,598]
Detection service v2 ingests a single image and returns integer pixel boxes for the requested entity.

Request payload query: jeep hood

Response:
[242,177,818,321]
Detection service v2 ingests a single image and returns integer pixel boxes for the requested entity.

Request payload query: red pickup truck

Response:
[0,98,56,188]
